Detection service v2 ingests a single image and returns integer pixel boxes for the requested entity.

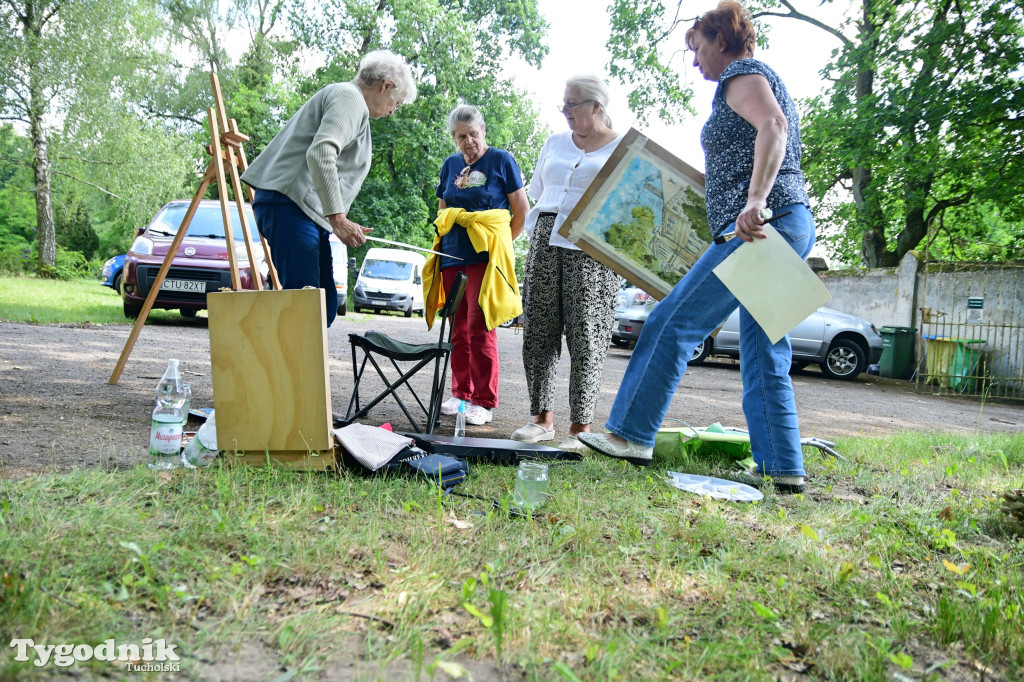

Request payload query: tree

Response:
[0,0,191,275]
[607,0,1024,266]
[284,0,551,248]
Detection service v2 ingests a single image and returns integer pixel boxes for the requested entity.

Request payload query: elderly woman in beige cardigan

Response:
[242,50,417,327]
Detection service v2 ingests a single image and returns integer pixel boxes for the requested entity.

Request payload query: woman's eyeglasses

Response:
[558,100,594,115]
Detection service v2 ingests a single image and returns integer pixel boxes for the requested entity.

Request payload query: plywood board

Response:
[224,449,338,471]
[558,128,710,300]
[208,288,332,453]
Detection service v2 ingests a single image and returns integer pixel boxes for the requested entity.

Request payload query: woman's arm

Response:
[311,87,372,246]
[724,73,788,241]
[507,188,529,239]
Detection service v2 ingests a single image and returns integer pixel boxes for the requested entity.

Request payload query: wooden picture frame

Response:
[557,128,711,300]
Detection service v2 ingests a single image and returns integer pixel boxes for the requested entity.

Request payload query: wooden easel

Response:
[109,73,281,385]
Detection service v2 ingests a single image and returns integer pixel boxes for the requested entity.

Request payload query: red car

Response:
[121,200,267,318]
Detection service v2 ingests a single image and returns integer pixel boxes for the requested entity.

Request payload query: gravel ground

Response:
[1,315,1021,479]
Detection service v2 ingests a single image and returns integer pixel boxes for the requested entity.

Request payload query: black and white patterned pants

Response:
[521,214,620,424]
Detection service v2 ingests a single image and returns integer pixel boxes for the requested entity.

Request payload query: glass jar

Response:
[513,460,549,509]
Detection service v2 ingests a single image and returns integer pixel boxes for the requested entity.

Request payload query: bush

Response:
[0,242,92,279]
[0,241,34,275]
[53,247,91,280]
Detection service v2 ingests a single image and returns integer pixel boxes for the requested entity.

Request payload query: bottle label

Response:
[150,419,183,456]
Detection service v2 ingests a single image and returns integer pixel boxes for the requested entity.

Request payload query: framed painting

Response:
[557,128,711,300]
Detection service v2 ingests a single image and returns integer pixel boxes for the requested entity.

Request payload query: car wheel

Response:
[611,338,631,348]
[820,339,865,380]
[123,300,142,319]
[789,361,809,374]
[338,301,347,316]
[690,338,712,365]
[404,306,413,318]
[180,308,198,319]
[112,273,122,295]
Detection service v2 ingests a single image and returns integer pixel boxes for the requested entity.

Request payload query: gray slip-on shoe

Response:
[511,423,555,442]
[577,432,653,467]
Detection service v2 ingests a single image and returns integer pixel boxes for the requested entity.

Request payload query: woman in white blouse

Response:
[511,75,623,451]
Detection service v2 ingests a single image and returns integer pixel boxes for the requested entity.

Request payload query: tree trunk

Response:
[25,1,57,275]
[853,0,890,268]
[30,130,56,275]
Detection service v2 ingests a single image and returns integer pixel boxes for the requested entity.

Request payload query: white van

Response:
[328,235,354,316]
[352,247,426,317]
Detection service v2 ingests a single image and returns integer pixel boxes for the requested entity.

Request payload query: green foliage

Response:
[800,0,1024,266]
[606,0,697,124]
[606,0,1024,267]
[0,0,194,272]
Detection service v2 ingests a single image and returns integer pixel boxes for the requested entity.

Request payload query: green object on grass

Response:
[655,423,754,469]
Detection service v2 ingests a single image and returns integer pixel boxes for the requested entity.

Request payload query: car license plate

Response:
[373,299,387,306]
[161,279,205,293]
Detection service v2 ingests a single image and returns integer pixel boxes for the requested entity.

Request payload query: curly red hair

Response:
[685,1,756,58]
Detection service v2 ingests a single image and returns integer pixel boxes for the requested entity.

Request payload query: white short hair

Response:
[356,50,418,104]
[448,105,486,136]
[566,74,612,128]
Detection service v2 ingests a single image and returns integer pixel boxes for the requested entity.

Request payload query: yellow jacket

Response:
[423,207,522,331]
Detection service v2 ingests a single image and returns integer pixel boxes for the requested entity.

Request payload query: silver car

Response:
[612,287,883,380]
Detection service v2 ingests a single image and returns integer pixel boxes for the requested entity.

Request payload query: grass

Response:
[0,275,190,325]
[2,275,1022,679]
[0,275,384,325]
[1,433,1022,680]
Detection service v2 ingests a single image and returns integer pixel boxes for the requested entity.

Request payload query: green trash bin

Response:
[879,326,916,380]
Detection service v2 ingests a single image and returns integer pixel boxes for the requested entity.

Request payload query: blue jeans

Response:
[252,190,338,327]
[605,203,816,476]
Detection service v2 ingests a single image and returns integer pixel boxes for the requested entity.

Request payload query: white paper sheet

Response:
[712,224,831,344]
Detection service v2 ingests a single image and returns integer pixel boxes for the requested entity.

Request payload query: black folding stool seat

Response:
[344,272,468,433]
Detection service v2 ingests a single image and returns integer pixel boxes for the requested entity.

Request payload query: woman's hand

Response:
[734,197,768,242]
[328,213,373,247]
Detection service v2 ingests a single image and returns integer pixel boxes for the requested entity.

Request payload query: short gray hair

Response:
[448,105,486,136]
[566,74,612,128]
[356,50,418,104]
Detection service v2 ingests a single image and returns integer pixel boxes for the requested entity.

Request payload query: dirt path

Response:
[0,317,1021,479]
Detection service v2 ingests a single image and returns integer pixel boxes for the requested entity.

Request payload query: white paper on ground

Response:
[712,223,831,344]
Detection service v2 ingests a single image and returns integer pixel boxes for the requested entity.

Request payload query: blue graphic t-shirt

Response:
[435,147,524,268]
[701,59,810,237]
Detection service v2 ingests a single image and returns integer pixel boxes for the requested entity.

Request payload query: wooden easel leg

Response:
[205,107,243,291]
[108,177,212,384]
[229,119,281,290]
[210,74,269,291]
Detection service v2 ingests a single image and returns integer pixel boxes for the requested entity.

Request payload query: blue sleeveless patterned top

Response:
[701,59,810,237]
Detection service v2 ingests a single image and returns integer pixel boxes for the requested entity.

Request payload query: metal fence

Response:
[914,261,1024,400]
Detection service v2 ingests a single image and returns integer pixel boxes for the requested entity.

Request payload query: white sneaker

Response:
[439,397,462,416]
[464,404,493,425]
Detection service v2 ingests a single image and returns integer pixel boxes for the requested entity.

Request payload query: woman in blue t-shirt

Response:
[433,105,529,426]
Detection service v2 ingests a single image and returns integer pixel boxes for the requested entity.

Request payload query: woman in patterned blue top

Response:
[580,1,816,494]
